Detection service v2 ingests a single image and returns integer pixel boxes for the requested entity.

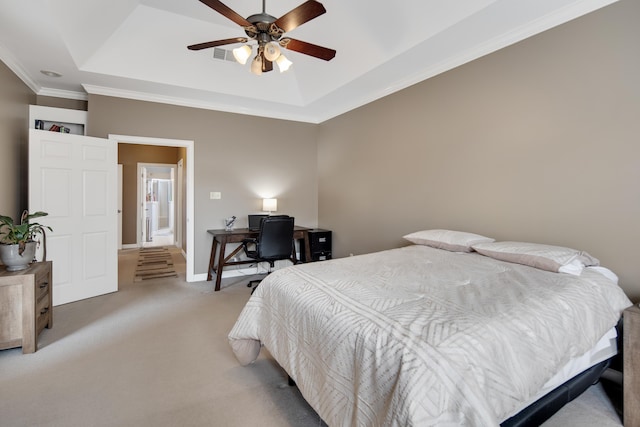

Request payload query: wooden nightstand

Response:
[0,261,53,353]
[624,304,640,426]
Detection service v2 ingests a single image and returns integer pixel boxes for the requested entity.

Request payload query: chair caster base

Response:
[248,279,262,294]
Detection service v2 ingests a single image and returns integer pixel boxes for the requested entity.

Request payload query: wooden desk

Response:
[207,226,311,291]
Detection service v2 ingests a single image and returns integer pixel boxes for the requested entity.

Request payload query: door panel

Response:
[118,165,123,250]
[29,129,118,306]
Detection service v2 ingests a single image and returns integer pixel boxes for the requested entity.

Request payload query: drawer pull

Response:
[39,281,49,288]
[40,307,49,315]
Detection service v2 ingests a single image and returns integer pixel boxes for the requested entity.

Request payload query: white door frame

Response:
[176,159,183,248]
[109,134,195,282]
[139,163,148,245]
[118,164,123,250]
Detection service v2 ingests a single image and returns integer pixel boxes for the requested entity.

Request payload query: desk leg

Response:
[214,239,228,291]
[303,231,311,263]
[291,241,298,264]
[207,239,218,281]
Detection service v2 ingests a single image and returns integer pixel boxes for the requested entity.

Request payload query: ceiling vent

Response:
[212,47,237,63]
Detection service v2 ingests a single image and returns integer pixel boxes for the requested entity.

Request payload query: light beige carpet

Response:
[0,247,623,427]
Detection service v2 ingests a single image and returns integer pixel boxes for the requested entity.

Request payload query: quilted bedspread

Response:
[228,245,631,426]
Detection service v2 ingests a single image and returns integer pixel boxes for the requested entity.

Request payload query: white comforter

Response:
[228,245,631,426]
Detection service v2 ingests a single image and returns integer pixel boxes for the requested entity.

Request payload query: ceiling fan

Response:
[188,0,336,74]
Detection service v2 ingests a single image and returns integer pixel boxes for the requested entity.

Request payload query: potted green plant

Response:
[0,210,52,271]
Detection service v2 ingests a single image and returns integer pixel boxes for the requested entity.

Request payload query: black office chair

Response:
[242,215,295,292]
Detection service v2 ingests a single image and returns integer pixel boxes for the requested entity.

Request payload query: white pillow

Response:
[403,229,494,253]
[471,241,600,273]
[557,258,585,276]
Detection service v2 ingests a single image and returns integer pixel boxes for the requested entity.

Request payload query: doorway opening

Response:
[110,134,195,282]
[139,163,177,248]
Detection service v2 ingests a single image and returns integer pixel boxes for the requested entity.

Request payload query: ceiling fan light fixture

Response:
[276,54,292,73]
[251,54,263,75]
[188,0,335,76]
[264,42,281,62]
[232,45,252,65]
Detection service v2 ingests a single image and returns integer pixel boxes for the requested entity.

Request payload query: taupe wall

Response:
[318,0,640,300]
[2,0,638,300]
[87,96,319,276]
[0,62,35,221]
[117,144,181,246]
[35,95,87,111]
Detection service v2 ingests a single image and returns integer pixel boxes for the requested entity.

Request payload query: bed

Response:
[228,230,631,426]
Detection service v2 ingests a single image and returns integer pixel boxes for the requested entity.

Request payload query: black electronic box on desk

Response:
[301,229,332,262]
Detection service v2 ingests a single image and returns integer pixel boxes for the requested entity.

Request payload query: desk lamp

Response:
[262,198,277,215]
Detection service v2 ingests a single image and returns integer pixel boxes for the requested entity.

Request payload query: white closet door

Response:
[29,129,118,306]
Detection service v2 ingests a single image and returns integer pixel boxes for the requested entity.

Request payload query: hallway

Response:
[142,226,175,248]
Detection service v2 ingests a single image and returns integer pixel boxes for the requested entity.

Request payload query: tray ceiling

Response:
[0,0,617,123]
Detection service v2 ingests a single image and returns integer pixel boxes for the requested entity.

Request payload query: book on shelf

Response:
[46,124,70,133]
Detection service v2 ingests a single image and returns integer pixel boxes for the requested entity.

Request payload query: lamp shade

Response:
[276,54,292,72]
[232,45,252,65]
[251,54,263,75]
[264,42,281,62]
[262,198,277,212]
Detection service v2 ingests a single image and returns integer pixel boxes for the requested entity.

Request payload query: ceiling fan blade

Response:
[274,0,326,33]
[280,38,336,61]
[199,0,252,27]
[187,37,248,51]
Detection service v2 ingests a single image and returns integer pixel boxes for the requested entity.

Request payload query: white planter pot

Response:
[0,241,37,271]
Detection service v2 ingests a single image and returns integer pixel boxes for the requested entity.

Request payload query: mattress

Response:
[505,325,618,420]
[229,245,631,426]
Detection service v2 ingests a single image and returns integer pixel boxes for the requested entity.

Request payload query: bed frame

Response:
[500,359,611,426]
[285,360,611,426]
[502,318,624,426]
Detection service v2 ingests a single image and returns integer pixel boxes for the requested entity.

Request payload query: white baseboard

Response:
[194,259,296,284]
[201,259,294,283]
[222,267,263,278]
[190,266,259,284]
[193,273,208,281]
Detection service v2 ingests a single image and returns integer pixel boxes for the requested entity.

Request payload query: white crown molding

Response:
[0,43,86,101]
[3,0,615,125]
[82,84,321,124]
[37,87,88,101]
[0,43,41,94]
